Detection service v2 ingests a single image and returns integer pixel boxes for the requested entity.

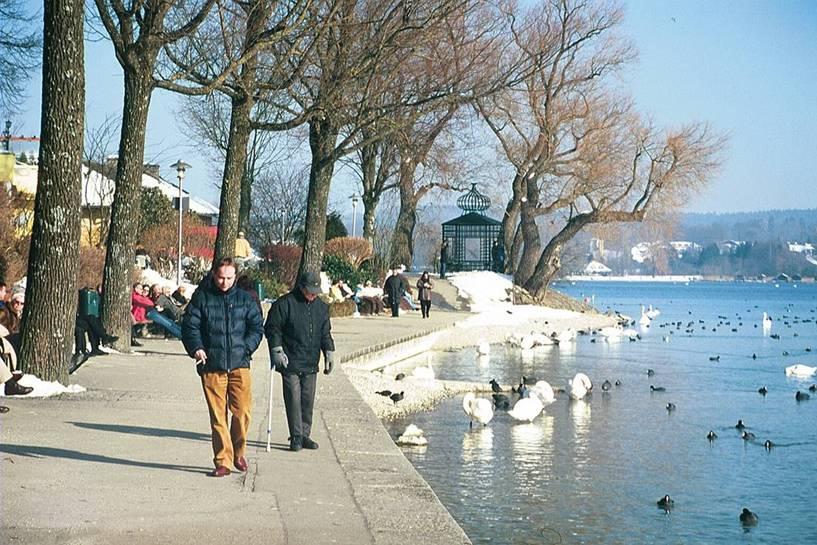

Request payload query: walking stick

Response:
[266,362,274,452]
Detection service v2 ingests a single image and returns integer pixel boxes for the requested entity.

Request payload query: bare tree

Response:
[82,115,119,247]
[19,0,84,381]
[93,0,217,349]
[0,0,41,113]
[249,163,309,246]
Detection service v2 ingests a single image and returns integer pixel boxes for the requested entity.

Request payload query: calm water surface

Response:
[385,281,817,544]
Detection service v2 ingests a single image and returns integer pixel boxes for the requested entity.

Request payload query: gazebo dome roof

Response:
[456,183,490,213]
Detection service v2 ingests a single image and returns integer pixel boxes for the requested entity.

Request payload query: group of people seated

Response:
[326,264,429,317]
[130,283,187,346]
[0,282,33,403]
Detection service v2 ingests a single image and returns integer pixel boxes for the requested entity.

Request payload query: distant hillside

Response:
[680,209,817,243]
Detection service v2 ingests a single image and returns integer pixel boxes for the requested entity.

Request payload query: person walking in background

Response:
[265,271,335,452]
[416,271,434,319]
[440,240,449,279]
[182,258,264,477]
[383,267,403,318]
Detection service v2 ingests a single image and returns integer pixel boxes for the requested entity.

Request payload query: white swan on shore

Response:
[553,329,576,343]
[785,364,817,378]
[412,356,435,380]
[463,392,494,428]
[645,305,661,319]
[508,396,544,422]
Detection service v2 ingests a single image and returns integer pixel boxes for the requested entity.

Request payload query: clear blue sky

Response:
[11,0,817,213]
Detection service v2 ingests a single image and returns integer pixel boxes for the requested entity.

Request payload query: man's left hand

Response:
[323,351,335,375]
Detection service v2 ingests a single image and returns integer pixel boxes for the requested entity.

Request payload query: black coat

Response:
[181,278,264,373]
[383,275,403,304]
[264,289,335,374]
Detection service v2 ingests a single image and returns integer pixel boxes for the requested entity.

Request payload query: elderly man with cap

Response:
[264,271,335,451]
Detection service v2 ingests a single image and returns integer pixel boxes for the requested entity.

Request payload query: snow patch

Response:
[0,373,86,398]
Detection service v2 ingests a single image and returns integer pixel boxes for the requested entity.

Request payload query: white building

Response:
[583,260,612,275]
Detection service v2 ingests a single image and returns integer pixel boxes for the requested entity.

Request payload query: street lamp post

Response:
[170,160,191,286]
[350,193,360,237]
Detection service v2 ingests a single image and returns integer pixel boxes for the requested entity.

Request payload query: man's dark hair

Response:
[212,257,236,271]
[0,282,6,289]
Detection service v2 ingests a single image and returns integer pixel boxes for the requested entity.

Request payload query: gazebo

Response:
[441,183,501,271]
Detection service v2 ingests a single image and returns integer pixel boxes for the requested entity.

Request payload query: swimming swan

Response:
[785,364,817,378]
[508,396,544,422]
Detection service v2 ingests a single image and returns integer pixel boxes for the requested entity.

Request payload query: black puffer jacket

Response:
[264,289,335,374]
[181,277,264,372]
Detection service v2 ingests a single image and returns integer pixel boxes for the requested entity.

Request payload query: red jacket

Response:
[131,291,154,323]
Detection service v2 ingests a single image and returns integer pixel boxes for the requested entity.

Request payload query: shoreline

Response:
[345,305,618,421]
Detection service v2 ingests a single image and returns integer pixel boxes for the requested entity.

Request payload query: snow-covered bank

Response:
[348,271,617,419]
[0,374,86,398]
[563,274,702,282]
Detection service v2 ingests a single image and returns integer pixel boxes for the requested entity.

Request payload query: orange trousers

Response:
[201,368,252,469]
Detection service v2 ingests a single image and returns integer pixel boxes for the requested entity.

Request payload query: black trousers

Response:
[75,315,104,353]
[281,371,318,440]
[420,300,431,318]
[388,297,400,317]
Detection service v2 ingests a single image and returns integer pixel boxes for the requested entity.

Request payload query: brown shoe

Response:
[5,381,33,396]
[234,456,248,472]
[210,466,231,477]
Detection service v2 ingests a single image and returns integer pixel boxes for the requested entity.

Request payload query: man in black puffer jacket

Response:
[182,257,264,477]
[265,271,335,452]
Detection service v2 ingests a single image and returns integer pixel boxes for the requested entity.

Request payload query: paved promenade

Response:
[0,307,473,545]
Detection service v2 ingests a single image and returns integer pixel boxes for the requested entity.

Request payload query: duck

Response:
[709,355,720,362]
[666,402,676,412]
[809,384,817,392]
[376,390,392,397]
[508,396,544,422]
[741,431,756,441]
[462,392,494,428]
[601,379,612,391]
[389,391,405,404]
[650,385,666,392]
[647,369,655,377]
[706,430,718,441]
[656,495,674,510]
[489,379,502,393]
[735,419,746,429]
[795,391,810,401]
[614,379,622,386]
[739,508,759,526]
[492,393,511,410]
[764,440,774,450]
[522,375,538,386]
[758,386,768,395]
[394,373,406,381]
[785,364,817,378]
[395,424,428,446]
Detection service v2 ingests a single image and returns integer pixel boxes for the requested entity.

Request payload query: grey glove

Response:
[323,351,335,375]
[271,346,288,371]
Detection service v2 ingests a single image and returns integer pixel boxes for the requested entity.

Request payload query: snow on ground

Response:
[0,373,86,398]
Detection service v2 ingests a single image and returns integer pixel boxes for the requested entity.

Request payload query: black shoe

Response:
[69,352,90,374]
[289,436,303,452]
[5,380,33,396]
[302,437,319,450]
[130,339,142,347]
[102,334,118,345]
[89,348,107,357]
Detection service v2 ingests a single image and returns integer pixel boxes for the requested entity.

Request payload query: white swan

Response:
[599,326,623,342]
[530,380,555,405]
[508,396,544,422]
[568,375,590,400]
[645,305,661,319]
[785,364,817,378]
[573,372,593,392]
[639,305,651,327]
[477,342,491,355]
[412,356,435,380]
[762,312,772,331]
[396,424,428,446]
[553,329,576,343]
[519,334,536,350]
[462,392,494,428]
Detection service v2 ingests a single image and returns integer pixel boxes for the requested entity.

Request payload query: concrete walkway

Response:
[0,305,473,545]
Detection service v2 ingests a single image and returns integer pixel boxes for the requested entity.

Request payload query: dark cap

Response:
[298,271,322,295]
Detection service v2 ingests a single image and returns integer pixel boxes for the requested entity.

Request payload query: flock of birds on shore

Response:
[392,302,817,529]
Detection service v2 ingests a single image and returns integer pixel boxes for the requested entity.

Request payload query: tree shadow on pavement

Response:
[0,444,208,474]
[67,421,269,448]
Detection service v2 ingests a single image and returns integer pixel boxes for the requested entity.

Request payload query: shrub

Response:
[78,247,106,289]
[327,299,356,318]
[243,267,290,299]
[324,236,373,269]
[261,243,302,288]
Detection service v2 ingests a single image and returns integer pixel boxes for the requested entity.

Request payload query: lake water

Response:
[385,281,817,544]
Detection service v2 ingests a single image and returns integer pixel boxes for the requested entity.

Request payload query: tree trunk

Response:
[299,117,338,275]
[514,180,542,286]
[388,163,419,269]
[523,212,595,299]
[361,193,378,242]
[499,172,523,273]
[213,91,253,260]
[18,0,84,381]
[101,71,153,350]
[239,165,252,233]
